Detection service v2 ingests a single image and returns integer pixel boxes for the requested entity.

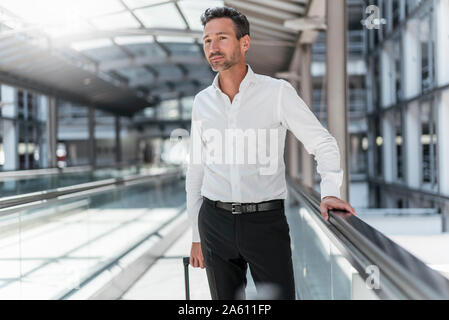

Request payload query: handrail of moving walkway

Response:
[0,160,149,181]
[0,167,183,217]
[287,176,449,300]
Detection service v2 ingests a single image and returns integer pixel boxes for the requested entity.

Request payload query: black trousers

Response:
[198,197,296,300]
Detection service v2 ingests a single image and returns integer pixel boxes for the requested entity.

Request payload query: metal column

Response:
[115,115,122,164]
[326,0,350,202]
[1,85,19,171]
[88,106,96,168]
[48,96,57,168]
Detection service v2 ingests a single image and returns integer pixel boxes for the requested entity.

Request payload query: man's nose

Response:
[210,39,220,52]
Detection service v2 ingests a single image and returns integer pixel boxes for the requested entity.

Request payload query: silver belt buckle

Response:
[231,203,242,214]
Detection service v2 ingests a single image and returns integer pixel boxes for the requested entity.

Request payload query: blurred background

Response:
[0,0,449,300]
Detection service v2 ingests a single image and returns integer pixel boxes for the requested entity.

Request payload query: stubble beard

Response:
[210,50,240,72]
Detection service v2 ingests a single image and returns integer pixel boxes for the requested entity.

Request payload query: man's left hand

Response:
[320,196,357,221]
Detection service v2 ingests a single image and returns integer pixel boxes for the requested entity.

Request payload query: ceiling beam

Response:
[286,0,327,44]
[250,25,297,41]
[246,15,298,34]
[244,0,307,15]
[225,0,299,20]
[99,54,206,71]
[131,74,208,88]
[52,28,203,46]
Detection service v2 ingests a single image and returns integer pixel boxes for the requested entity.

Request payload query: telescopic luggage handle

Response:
[183,256,190,300]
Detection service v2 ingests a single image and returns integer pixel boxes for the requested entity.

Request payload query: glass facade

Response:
[0,86,48,171]
[364,0,448,209]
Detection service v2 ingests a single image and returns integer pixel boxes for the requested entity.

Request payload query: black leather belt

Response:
[203,197,284,214]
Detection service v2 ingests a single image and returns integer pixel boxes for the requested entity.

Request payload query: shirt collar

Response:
[212,64,258,93]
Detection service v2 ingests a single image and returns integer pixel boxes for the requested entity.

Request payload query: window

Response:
[394,109,404,180]
[420,11,435,92]
[420,100,437,190]
[16,90,42,170]
[374,117,383,177]
[392,38,402,103]
[392,0,401,29]
[349,133,368,175]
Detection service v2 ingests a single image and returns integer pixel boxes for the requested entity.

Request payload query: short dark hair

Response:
[200,7,250,40]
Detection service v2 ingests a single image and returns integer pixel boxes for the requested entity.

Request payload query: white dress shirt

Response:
[185,64,343,242]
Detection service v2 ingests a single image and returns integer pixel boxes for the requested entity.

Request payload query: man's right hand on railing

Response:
[190,242,205,269]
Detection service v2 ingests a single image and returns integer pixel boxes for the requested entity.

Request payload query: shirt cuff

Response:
[191,222,201,243]
[320,180,341,200]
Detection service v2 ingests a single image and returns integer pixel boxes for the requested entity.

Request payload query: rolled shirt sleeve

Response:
[277,80,343,200]
[185,97,205,242]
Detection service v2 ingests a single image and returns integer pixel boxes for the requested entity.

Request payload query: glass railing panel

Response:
[0,164,176,197]
[0,174,185,299]
[286,179,449,300]
[286,200,369,300]
[329,236,356,299]
[0,213,21,299]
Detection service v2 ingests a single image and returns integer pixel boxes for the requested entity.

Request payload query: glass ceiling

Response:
[0,0,224,108]
[0,0,306,115]
[0,0,224,41]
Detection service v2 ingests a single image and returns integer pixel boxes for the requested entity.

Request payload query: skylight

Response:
[134,3,186,29]
[178,0,224,31]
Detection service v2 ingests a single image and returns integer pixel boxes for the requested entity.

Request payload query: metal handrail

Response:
[0,160,145,180]
[287,176,449,300]
[367,177,449,203]
[0,168,183,217]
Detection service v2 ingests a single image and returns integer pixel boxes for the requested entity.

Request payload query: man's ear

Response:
[240,34,250,54]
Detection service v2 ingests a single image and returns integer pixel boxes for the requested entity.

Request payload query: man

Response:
[185,7,357,300]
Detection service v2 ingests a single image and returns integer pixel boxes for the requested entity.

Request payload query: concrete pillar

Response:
[300,44,315,189]
[380,44,394,108]
[399,0,406,21]
[48,97,58,168]
[23,92,29,170]
[382,111,395,183]
[88,106,96,167]
[435,0,449,232]
[405,101,421,188]
[1,85,18,171]
[326,0,350,202]
[435,0,449,87]
[286,40,302,181]
[402,19,421,99]
[401,16,422,193]
[438,90,449,196]
[286,132,299,180]
[115,115,121,164]
[366,57,375,114]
